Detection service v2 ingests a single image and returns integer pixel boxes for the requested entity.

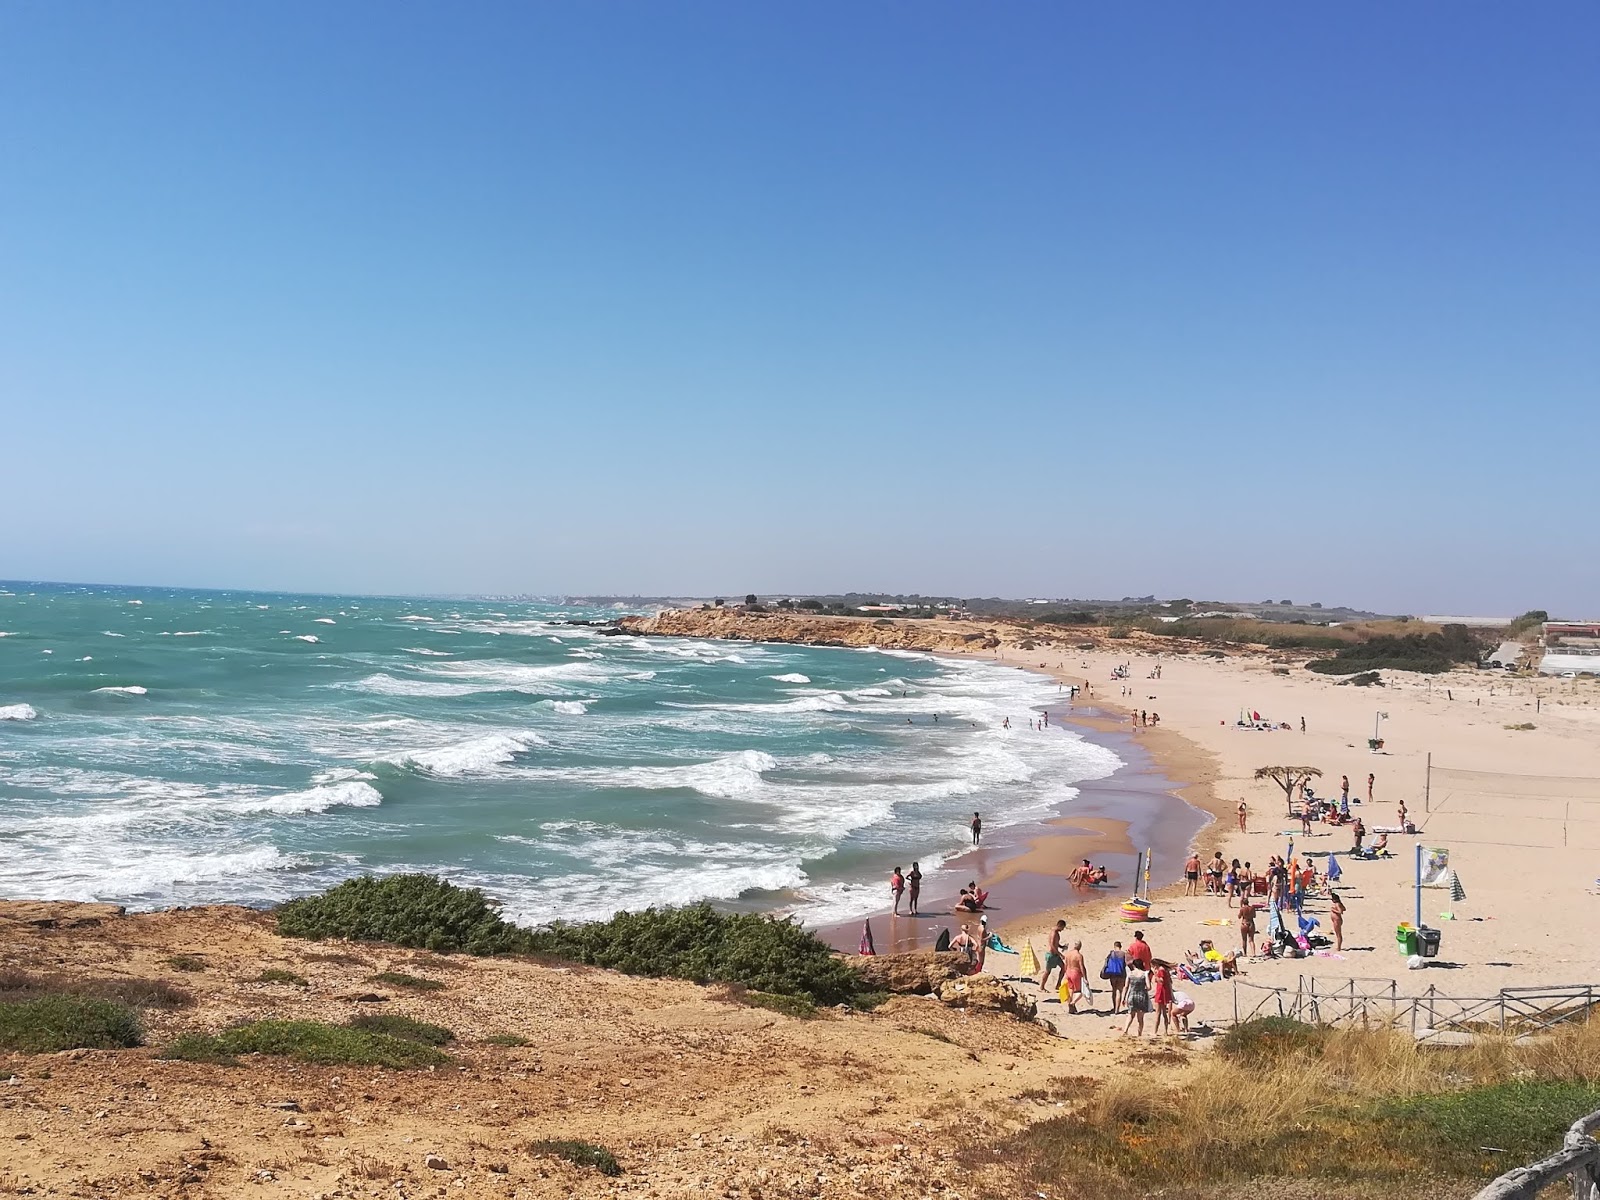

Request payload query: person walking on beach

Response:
[1101,941,1128,1013]
[1122,958,1152,1037]
[1330,891,1346,952]
[1300,803,1313,837]
[1183,852,1201,896]
[1340,775,1350,807]
[1150,961,1175,1036]
[1238,893,1257,957]
[1300,716,1306,733]
[1127,930,1153,970]
[1237,799,1248,832]
[1062,941,1087,1014]
[970,812,982,847]
[1039,919,1067,992]
[890,866,905,914]
[907,862,922,916]
[1366,772,1375,803]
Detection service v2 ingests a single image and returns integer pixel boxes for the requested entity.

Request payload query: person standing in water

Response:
[907,862,922,916]
[970,812,982,846]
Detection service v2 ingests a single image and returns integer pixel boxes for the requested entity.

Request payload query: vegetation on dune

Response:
[483,1032,531,1047]
[0,994,144,1053]
[983,1019,1600,1200]
[256,968,309,986]
[1308,624,1483,675]
[277,873,534,956]
[166,954,207,972]
[1507,609,1549,638]
[346,1012,454,1045]
[0,967,191,1021]
[368,970,445,991]
[530,1139,622,1177]
[161,1019,450,1069]
[524,903,863,1006]
[278,875,870,1005]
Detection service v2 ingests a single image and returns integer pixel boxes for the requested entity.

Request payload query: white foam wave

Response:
[102,631,125,637]
[768,673,811,684]
[126,600,142,605]
[548,700,589,715]
[79,655,92,662]
[314,618,336,625]
[94,685,148,695]
[293,634,320,643]
[398,615,435,622]
[383,731,548,777]
[402,647,451,656]
[0,703,38,720]
[234,778,383,815]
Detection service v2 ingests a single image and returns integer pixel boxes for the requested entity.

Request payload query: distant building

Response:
[1539,621,1600,675]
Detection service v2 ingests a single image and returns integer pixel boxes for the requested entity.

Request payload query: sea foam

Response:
[0,704,38,720]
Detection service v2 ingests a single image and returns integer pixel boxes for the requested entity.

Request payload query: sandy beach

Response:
[959,640,1600,1037]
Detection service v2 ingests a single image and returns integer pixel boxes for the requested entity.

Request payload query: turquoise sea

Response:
[0,582,1121,927]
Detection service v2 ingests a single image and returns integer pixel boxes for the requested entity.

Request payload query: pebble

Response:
[424,1153,450,1170]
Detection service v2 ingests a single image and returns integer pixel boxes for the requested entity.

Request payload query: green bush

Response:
[161,1033,240,1065]
[1308,625,1482,675]
[161,1020,449,1069]
[277,874,534,955]
[167,955,207,972]
[483,1032,530,1047]
[0,969,192,1010]
[256,968,309,987]
[1217,1016,1329,1063]
[368,971,445,991]
[0,995,144,1053]
[530,1139,622,1177]
[1374,1081,1600,1172]
[346,1013,454,1045]
[524,903,860,1005]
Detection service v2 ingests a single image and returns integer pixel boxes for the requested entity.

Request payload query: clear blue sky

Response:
[3,4,1595,614]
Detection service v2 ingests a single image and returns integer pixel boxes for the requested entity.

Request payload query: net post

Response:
[1425,752,1431,814]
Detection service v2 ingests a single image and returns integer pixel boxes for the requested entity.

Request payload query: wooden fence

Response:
[1229,977,1600,1041]
[1469,1106,1600,1199]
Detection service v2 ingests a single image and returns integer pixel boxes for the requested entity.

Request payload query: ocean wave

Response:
[662,692,850,715]
[314,618,336,625]
[293,635,320,643]
[382,731,548,777]
[398,615,435,622]
[548,700,588,715]
[401,647,451,656]
[234,778,383,815]
[0,703,38,720]
[93,685,148,695]
[768,673,811,684]
[101,631,126,637]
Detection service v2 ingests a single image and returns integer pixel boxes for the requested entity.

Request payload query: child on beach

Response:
[890,866,905,914]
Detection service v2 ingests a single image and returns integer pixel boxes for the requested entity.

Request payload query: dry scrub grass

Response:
[981,1021,1600,1200]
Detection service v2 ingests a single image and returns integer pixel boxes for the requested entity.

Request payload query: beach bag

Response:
[934,928,951,954]
[1100,951,1125,980]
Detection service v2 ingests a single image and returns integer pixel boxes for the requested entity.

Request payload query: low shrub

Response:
[368,971,444,991]
[1217,1016,1329,1063]
[483,1032,530,1047]
[529,1139,621,1177]
[161,1033,240,1066]
[161,1020,449,1069]
[167,955,207,972]
[732,988,818,1019]
[277,874,533,956]
[0,970,191,1010]
[524,903,861,1005]
[256,969,309,987]
[1505,722,1536,731]
[1308,625,1482,676]
[346,1013,454,1046]
[1337,671,1384,687]
[0,994,143,1052]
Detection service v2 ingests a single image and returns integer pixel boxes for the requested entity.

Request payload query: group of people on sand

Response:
[1067,859,1110,886]
[1037,923,1195,1036]
[889,863,989,917]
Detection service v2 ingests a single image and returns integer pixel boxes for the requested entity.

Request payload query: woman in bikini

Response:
[1330,891,1346,952]
[1238,893,1258,957]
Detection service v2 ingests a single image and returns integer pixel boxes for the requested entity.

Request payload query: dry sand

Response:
[964,643,1600,1037]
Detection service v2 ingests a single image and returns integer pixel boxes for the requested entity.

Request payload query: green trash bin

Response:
[1396,924,1419,956]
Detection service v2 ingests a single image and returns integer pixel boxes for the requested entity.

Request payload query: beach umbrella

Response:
[1326,854,1343,882]
[1449,871,1467,902]
[1018,940,1039,978]
[858,919,877,956]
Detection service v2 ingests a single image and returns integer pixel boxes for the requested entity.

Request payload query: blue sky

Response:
[3,4,1595,614]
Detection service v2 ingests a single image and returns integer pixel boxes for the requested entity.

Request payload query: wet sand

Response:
[817,700,1212,954]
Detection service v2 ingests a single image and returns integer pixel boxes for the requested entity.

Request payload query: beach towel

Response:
[984,933,1017,955]
[858,920,877,956]
[1017,941,1039,977]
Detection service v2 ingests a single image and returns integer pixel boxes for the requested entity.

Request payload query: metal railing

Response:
[1470,1107,1600,1199]
[1229,977,1600,1041]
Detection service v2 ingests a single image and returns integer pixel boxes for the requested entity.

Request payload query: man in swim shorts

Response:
[1061,940,1088,1014]
[1183,852,1200,896]
[1038,919,1067,991]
